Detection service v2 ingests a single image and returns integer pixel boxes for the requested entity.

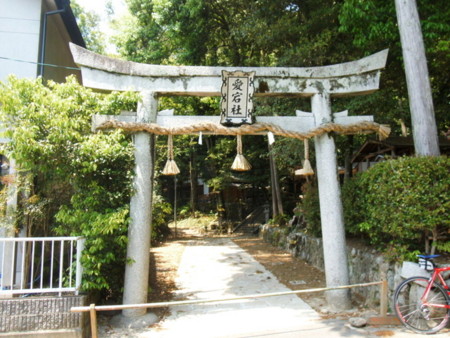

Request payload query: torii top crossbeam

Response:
[71,43,389,139]
[70,43,388,97]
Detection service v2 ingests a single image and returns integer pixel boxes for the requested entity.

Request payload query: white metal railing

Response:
[0,236,84,296]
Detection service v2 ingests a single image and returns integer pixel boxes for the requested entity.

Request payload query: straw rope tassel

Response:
[162,135,180,175]
[301,140,314,176]
[231,134,252,171]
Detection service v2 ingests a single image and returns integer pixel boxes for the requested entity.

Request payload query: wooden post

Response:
[380,279,388,317]
[268,145,283,217]
[174,176,177,238]
[89,304,98,338]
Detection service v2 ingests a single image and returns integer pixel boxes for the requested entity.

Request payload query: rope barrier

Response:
[72,280,389,338]
[97,120,391,140]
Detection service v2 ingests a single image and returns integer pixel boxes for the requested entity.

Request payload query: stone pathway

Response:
[99,236,447,337]
[150,237,322,337]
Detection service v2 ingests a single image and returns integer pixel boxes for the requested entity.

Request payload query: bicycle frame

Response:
[394,256,450,334]
[421,266,450,309]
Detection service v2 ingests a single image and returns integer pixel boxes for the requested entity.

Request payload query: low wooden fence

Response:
[72,280,388,338]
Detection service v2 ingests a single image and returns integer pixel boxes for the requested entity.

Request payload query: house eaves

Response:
[55,0,86,48]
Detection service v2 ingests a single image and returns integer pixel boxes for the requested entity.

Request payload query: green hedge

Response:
[343,156,449,260]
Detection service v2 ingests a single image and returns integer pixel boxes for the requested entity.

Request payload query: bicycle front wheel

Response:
[394,276,450,334]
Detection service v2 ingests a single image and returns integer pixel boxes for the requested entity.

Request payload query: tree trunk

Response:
[344,135,354,183]
[395,0,440,156]
[273,155,284,216]
[430,227,438,255]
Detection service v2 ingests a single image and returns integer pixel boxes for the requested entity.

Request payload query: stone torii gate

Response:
[70,43,388,317]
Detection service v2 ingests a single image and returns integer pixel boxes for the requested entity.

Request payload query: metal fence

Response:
[0,236,84,296]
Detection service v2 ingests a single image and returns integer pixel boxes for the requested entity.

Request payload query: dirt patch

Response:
[231,236,376,319]
[148,239,186,318]
[232,237,328,309]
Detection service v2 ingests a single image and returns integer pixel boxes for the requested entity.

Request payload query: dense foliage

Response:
[116,0,351,67]
[111,0,449,220]
[0,76,172,299]
[297,156,450,260]
[342,156,450,260]
[114,0,449,133]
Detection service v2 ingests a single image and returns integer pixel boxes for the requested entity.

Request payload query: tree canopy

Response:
[111,0,449,218]
[71,0,107,54]
[113,0,448,132]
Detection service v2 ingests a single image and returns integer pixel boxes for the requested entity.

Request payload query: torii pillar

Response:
[71,43,388,315]
[312,92,351,309]
[122,91,157,317]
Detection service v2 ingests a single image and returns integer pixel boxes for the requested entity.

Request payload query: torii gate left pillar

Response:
[122,91,157,317]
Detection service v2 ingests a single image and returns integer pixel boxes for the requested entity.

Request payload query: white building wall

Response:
[0,0,44,290]
[0,1,84,290]
[0,0,42,80]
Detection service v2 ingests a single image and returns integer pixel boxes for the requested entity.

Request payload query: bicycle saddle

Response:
[417,254,440,259]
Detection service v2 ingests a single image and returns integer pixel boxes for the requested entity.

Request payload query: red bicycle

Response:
[394,255,450,334]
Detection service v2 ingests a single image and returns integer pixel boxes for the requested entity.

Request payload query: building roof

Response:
[56,0,86,48]
[352,136,450,163]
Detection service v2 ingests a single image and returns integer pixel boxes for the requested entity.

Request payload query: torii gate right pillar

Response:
[312,92,351,310]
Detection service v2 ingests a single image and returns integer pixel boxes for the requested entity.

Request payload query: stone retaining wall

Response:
[0,295,88,337]
[260,224,403,310]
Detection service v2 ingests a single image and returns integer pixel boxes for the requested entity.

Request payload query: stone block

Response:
[400,261,430,279]
[0,295,88,336]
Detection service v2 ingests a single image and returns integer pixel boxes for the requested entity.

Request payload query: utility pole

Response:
[395,0,440,156]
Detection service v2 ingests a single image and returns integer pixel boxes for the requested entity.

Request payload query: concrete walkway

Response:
[151,236,326,338]
[100,236,443,337]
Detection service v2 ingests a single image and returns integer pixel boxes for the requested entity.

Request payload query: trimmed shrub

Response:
[343,156,449,260]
